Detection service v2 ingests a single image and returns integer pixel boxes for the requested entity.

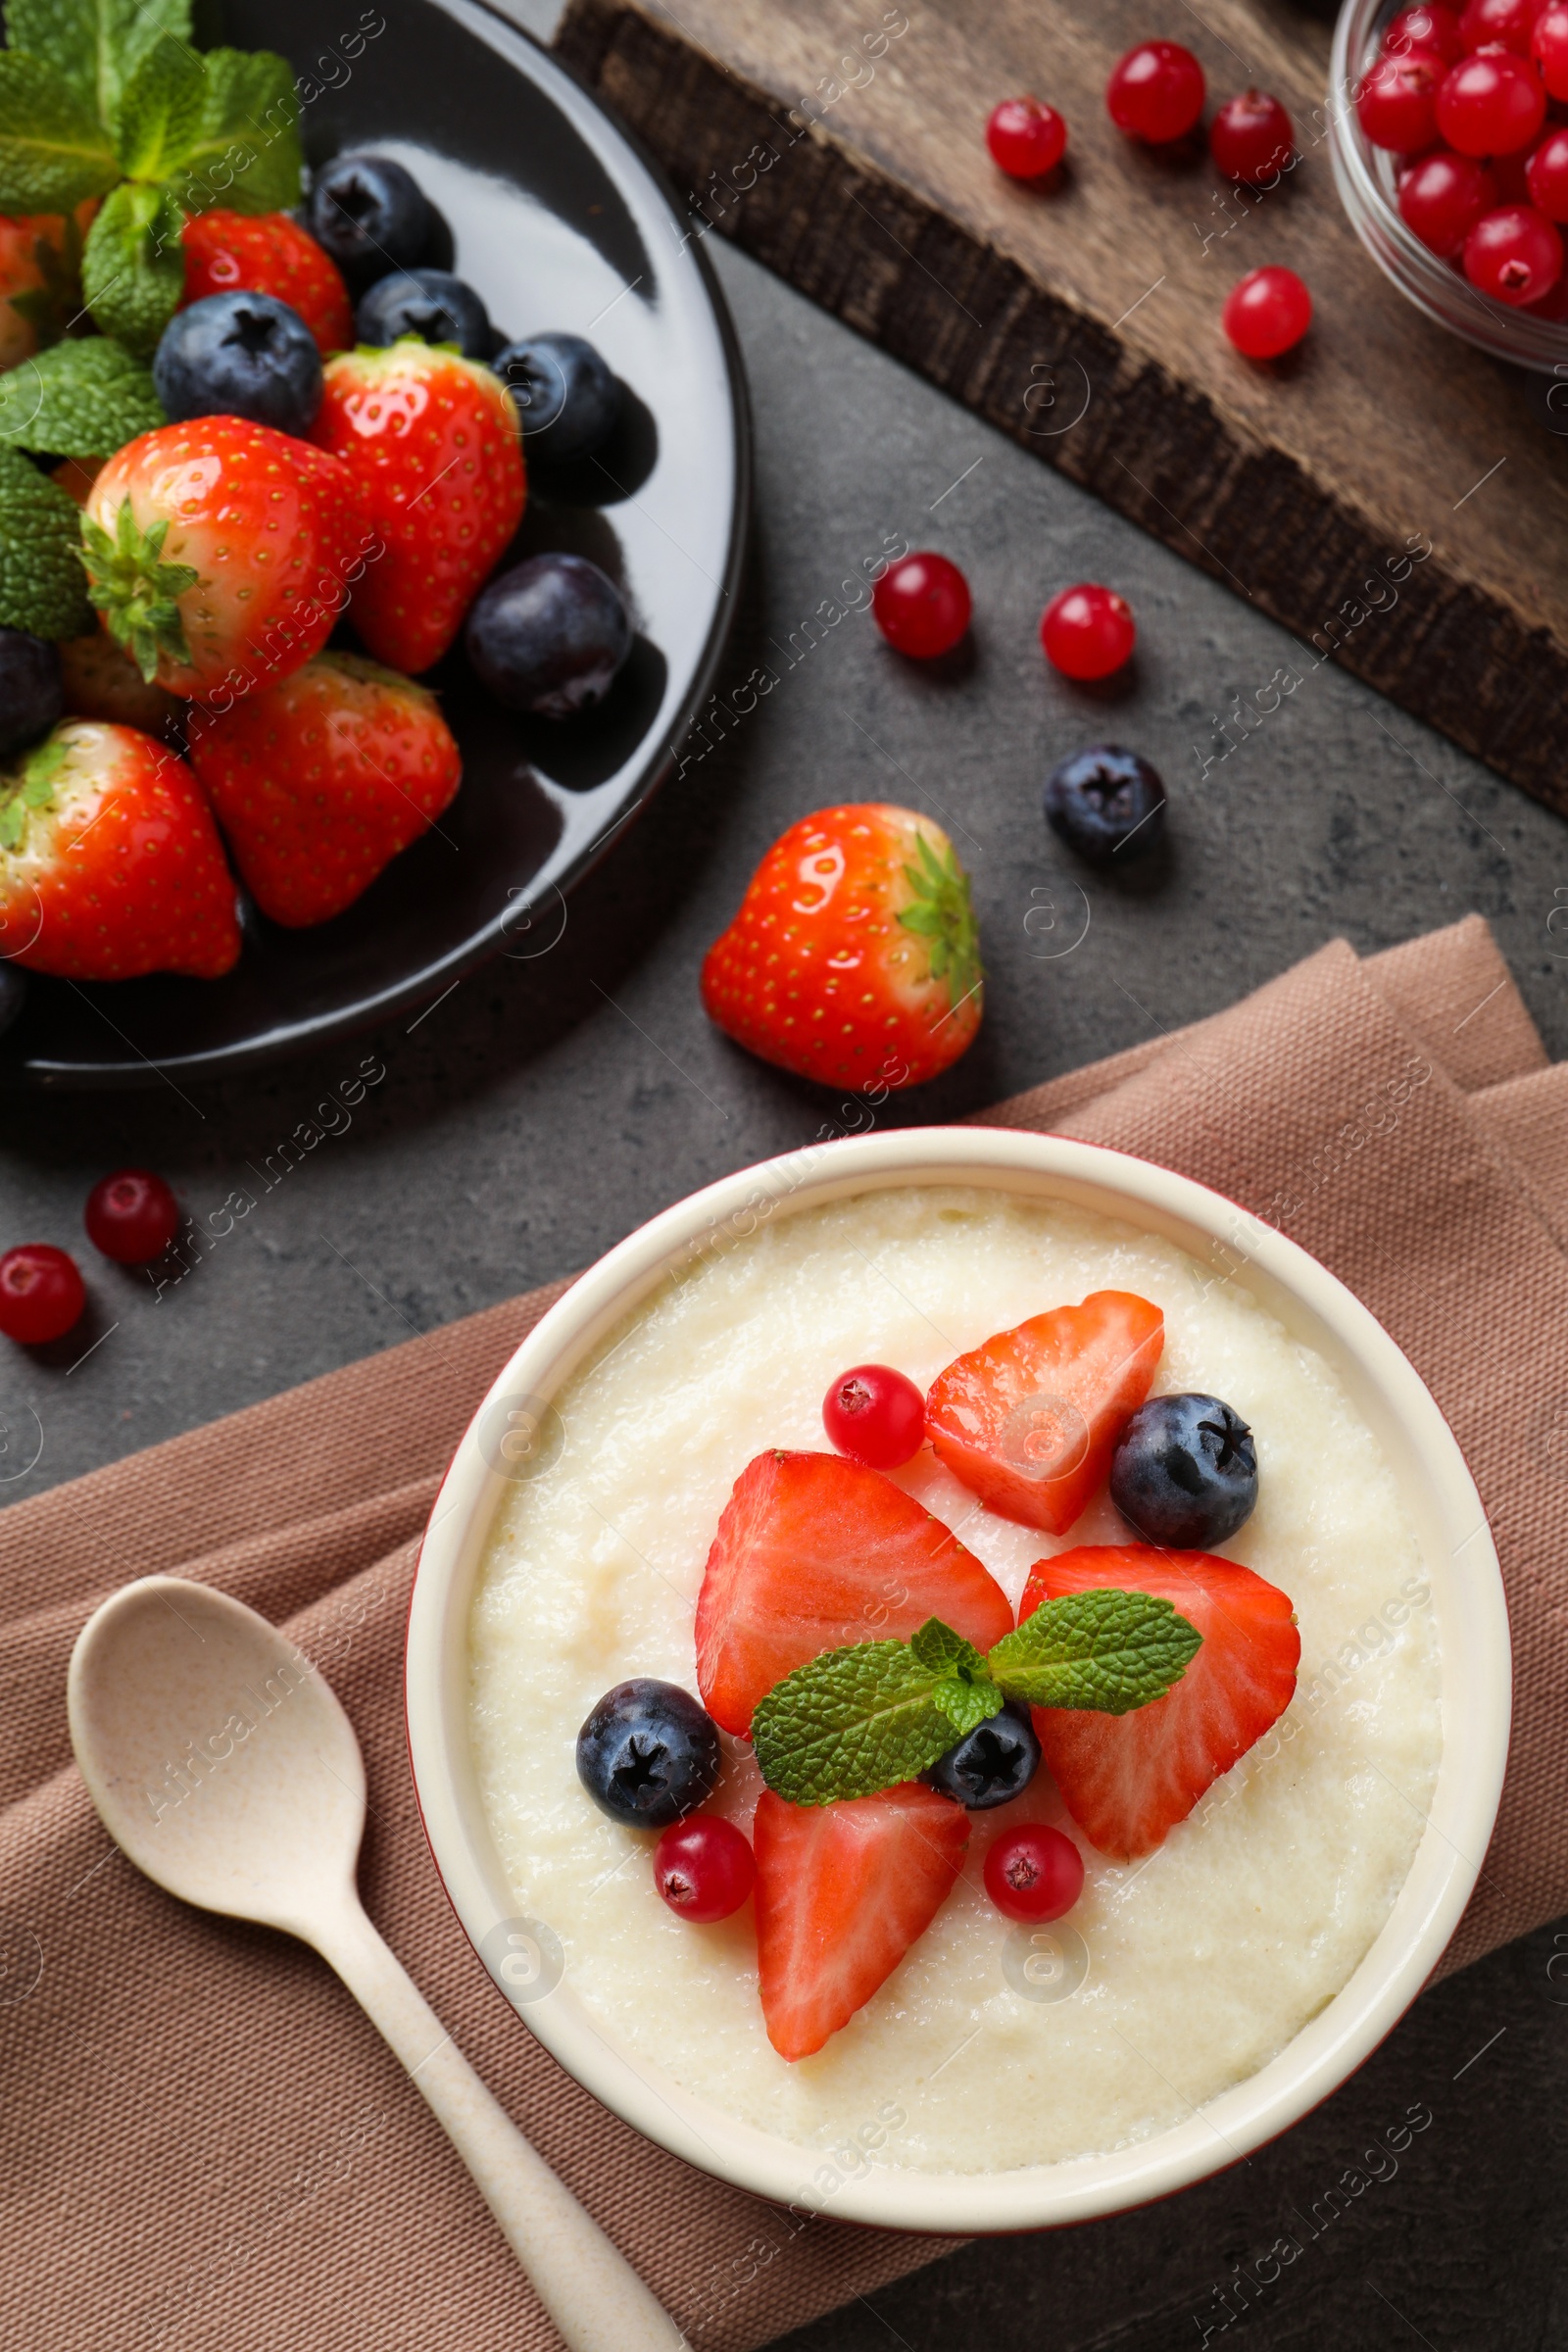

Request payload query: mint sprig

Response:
[0,445,94,640]
[751,1597,1201,1807]
[0,337,165,459]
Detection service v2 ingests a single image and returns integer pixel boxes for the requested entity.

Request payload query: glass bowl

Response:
[1330,0,1568,368]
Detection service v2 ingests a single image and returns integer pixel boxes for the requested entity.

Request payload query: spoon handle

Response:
[315,1898,683,2351]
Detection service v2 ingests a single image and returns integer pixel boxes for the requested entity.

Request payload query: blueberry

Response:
[466,553,632,718]
[309,152,433,286]
[1110,1393,1258,1549]
[356,268,492,359]
[0,629,62,759]
[575,1679,721,1828]
[921,1698,1041,1811]
[491,333,621,463]
[1044,744,1166,866]
[154,293,322,435]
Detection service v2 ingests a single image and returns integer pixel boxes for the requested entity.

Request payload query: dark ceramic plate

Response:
[1,0,749,1089]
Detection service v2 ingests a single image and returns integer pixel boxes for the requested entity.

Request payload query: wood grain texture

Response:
[554,0,1568,817]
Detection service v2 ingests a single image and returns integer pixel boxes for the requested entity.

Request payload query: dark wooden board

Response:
[554,0,1568,819]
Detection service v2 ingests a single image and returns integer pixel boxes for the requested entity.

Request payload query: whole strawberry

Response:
[306,339,525,673]
[80,419,368,699]
[701,803,983,1090]
[180,210,355,357]
[0,721,239,980]
[0,201,95,371]
[188,650,462,925]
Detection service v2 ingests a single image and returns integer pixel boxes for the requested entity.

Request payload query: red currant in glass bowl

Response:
[1105,40,1205,143]
[822,1363,925,1470]
[985,95,1068,180]
[1331,0,1568,368]
[1356,45,1447,148]
[1209,89,1295,183]
[1223,265,1314,356]
[84,1167,180,1263]
[1527,126,1568,217]
[1040,583,1136,681]
[1534,0,1568,95]
[0,1244,85,1346]
[871,551,971,660]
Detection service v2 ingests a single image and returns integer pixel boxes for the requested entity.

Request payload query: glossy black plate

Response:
[1,0,749,1089]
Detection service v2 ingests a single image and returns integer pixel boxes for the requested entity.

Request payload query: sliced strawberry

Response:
[925,1291,1164,1533]
[754,1784,968,2059]
[1022,1544,1300,1860]
[694,1449,1013,1736]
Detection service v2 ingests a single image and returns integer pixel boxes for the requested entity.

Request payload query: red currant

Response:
[1458,0,1544,54]
[1105,41,1205,143]
[1463,198,1563,296]
[984,1825,1085,1923]
[1222,265,1313,358]
[84,1167,180,1263]
[1385,4,1466,62]
[1357,47,1447,148]
[1208,88,1294,182]
[871,552,972,660]
[1533,0,1568,95]
[1491,141,1536,200]
[0,1245,85,1346]
[1527,122,1568,212]
[1437,48,1546,152]
[1398,147,1498,250]
[986,95,1068,179]
[653,1816,755,1923]
[1040,583,1135,680]
[822,1363,926,1470]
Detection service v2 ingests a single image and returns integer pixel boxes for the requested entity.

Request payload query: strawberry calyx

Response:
[81,497,200,684]
[0,732,68,853]
[898,829,982,1011]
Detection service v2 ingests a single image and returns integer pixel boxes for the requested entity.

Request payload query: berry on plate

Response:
[1044,744,1166,864]
[985,96,1069,179]
[1398,148,1499,253]
[1436,48,1545,154]
[187,652,462,927]
[81,420,366,696]
[153,291,323,436]
[1463,200,1563,300]
[1040,582,1136,680]
[0,1244,85,1346]
[1222,265,1313,358]
[180,210,355,357]
[308,154,435,290]
[653,1816,756,1922]
[821,1362,926,1470]
[922,1698,1041,1810]
[1021,1544,1299,1858]
[700,804,983,1092]
[356,268,493,359]
[753,1783,968,2059]
[308,340,525,675]
[491,332,622,464]
[1106,41,1206,142]
[694,1449,1013,1736]
[871,551,971,660]
[1109,1393,1258,1548]
[575,1679,721,1828]
[1209,89,1294,184]
[84,1169,180,1264]
[983,1823,1084,1921]
[0,629,62,760]
[925,1290,1165,1533]
[0,721,239,980]
[465,553,631,717]
[1357,46,1447,149]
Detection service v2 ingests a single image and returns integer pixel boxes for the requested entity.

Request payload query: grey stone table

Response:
[5,241,1566,2349]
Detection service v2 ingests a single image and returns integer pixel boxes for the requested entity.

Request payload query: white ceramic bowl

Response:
[406,1129,1509,2234]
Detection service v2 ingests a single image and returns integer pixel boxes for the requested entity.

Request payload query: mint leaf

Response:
[81,492,198,680]
[82,180,185,358]
[4,0,194,124]
[0,337,165,459]
[931,1674,1004,1737]
[0,50,120,212]
[908,1617,988,1678]
[0,444,93,639]
[751,1642,956,1806]
[110,30,206,181]
[988,1590,1202,1715]
[164,48,303,219]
